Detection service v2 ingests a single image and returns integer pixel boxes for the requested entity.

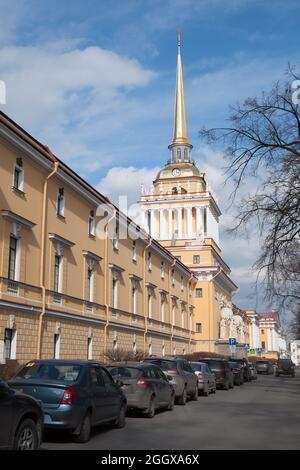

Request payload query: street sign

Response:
[257,348,262,353]
[229,338,237,346]
[243,343,250,349]
[250,348,256,354]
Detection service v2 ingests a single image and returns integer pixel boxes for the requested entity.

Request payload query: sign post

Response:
[229,338,237,355]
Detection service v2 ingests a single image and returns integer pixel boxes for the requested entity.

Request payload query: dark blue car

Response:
[9,360,127,443]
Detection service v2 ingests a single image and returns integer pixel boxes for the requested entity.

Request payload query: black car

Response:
[200,359,233,390]
[9,360,127,443]
[228,361,244,386]
[0,379,43,450]
[274,359,295,377]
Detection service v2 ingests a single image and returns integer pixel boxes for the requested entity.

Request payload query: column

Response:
[168,208,173,240]
[196,206,201,237]
[267,327,272,352]
[177,207,182,239]
[150,209,157,238]
[186,206,193,239]
[159,209,166,240]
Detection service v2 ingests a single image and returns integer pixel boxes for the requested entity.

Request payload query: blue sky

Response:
[0,0,299,316]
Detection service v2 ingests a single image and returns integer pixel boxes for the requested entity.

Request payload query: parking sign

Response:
[229,338,237,346]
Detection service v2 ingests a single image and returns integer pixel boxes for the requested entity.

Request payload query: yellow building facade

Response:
[140,32,246,354]
[0,111,197,365]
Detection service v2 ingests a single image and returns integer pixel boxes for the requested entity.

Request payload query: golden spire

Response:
[172,29,188,145]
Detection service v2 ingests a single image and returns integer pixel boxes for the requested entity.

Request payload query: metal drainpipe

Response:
[143,237,152,354]
[104,208,117,361]
[37,160,59,359]
[169,258,176,355]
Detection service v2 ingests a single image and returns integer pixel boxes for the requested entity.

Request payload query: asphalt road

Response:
[43,368,300,450]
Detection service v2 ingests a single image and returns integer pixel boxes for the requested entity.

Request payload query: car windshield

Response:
[257,361,268,365]
[145,359,177,371]
[202,360,223,370]
[15,362,82,382]
[107,367,142,379]
[190,363,203,372]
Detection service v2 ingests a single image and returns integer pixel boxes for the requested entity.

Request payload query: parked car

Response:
[248,362,258,380]
[9,360,127,443]
[0,378,43,450]
[144,357,198,405]
[228,361,244,386]
[274,359,295,377]
[107,362,175,417]
[200,359,233,390]
[229,358,251,382]
[190,362,216,396]
[256,360,273,375]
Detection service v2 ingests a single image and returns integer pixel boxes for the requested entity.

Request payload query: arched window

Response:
[177,148,181,161]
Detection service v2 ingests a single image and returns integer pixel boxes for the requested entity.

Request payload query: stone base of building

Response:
[215,340,247,358]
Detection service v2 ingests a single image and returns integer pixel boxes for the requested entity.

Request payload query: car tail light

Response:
[137,378,150,390]
[167,369,179,376]
[61,385,74,405]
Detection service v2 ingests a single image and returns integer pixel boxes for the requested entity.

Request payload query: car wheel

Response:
[191,385,198,401]
[224,381,229,391]
[115,403,126,428]
[13,418,39,450]
[212,386,217,394]
[203,384,209,397]
[167,393,175,411]
[73,411,91,443]
[177,387,187,405]
[145,396,156,418]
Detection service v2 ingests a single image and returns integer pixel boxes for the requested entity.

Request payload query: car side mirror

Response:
[115,379,124,387]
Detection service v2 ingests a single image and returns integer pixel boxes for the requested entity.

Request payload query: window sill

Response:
[12,187,26,197]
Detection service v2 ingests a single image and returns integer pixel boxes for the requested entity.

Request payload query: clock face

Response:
[172,168,181,177]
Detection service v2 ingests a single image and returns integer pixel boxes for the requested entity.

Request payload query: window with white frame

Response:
[171,269,175,286]
[160,261,165,279]
[54,333,60,359]
[112,220,119,250]
[88,210,95,237]
[4,328,17,360]
[57,188,65,217]
[147,251,152,271]
[148,338,152,356]
[193,255,200,264]
[8,236,18,281]
[131,279,138,314]
[54,255,62,293]
[160,294,166,323]
[148,287,153,319]
[13,158,24,192]
[132,240,137,261]
[112,275,118,309]
[189,308,193,331]
[196,323,202,333]
[87,267,94,302]
[195,288,203,298]
[162,342,165,356]
[172,300,176,325]
[181,275,184,291]
[181,306,186,329]
[87,336,93,360]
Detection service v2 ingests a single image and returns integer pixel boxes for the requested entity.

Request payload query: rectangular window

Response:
[112,277,118,309]
[87,268,93,302]
[148,290,152,319]
[161,297,165,323]
[147,251,152,271]
[8,236,18,280]
[261,329,264,334]
[181,276,184,291]
[181,309,185,328]
[193,255,200,264]
[87,337,93,360]
[54,333,60,359]
[172,304,176,325]
[54,255,61,293]
[131,284,137,314]
[57,188,65,217]
[195,288,203,298]
[196,323,202,333]
[88,210,95,237]
[262,341,266,349]
[13,158,24,191]
[4,328,13,360]
[160,261,165,279]
[132,241,137,261]
[171,269,175,286]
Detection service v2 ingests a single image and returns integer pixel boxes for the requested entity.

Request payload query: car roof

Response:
[107,362,153,369]
[145,356,178,361]
[22,359,105,366]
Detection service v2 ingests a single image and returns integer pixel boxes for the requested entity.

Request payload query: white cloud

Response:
[97,165,160,207]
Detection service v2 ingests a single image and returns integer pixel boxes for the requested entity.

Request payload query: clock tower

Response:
[140,31,238,353]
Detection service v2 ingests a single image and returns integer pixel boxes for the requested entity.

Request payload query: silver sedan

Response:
[190,362,217,396]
